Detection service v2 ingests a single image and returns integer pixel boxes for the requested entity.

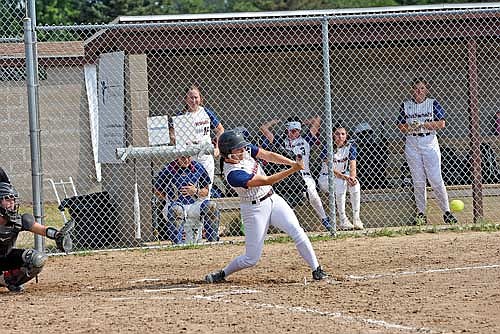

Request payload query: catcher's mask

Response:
[218,130,250,159]
[0,182,20,223]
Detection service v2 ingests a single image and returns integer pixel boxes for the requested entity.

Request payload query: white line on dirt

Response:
[347,263,500,280]
[107,288,435,332]
[192,289,435,333]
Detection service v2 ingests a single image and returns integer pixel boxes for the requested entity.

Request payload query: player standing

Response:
[169,85,225,198]
[205,129,328,283]
[260,116,334,235]
[397,78,458,225]
[318,126,364,230]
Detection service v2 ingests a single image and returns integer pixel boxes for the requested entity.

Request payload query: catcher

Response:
[0,181,73,292]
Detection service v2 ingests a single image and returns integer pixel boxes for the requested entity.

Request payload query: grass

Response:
[19,202,67,229]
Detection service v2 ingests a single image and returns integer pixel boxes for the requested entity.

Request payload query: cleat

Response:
[312,266,328,281]
[414,212,427,226]
[7,284,24,293]
[353,218,364,230]
[443,211,458,224]
[205,270,226,283]
[321,218,335,236]
[338,217,354,231]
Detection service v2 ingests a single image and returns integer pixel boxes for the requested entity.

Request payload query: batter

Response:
[205,130,328,283]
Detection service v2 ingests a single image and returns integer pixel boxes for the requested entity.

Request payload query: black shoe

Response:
[312,266,328,280]
[205,270,226,283]
[7,284,24,293]
[414,213,427,226]
[443,211,458,224]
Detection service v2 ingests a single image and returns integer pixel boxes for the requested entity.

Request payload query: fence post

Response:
[321,16,336,234]
[23,17,44,251]
[467,38,484,223]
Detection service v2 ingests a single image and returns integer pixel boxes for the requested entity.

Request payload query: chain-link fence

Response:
[1,5,499,253]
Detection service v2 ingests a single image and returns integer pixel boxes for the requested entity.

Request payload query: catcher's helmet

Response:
[218,130,250,158]
[0,182,19,221]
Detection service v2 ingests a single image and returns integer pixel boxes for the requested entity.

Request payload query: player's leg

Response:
[269,195,320,270]
[0,248,47,292]
[422,138,457,223]
[348,182,363,230]
[405,138,427,216]
[162,202,185,244]
[304,176,332,232]
[206,202,272,283]
[184,203,203,243]
[318,161,329,193]
[200,199,220,242]
[269,194,328,280]
[334,177,353,230]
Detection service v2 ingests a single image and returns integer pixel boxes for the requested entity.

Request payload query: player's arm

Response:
[247,159,304,187]
[24,214,72,252]
[256,147,295,167]
[304,116,321,138]
[168,126,176,145]
[422,119,445,130]
[423,100,446,130]
[259,119,280,143]
[397,103,411,133]
[213,123,225,157]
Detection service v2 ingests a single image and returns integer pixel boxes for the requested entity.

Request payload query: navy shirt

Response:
[154,160,211,205]
[226,144,260,189]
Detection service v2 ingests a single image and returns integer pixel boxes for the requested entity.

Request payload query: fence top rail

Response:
[37,7,500,33]
[117,2,500,23]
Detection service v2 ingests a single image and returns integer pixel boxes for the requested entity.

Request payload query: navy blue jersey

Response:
[155,160,211,205]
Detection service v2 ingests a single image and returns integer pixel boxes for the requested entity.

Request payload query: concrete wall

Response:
[0,66,101,202]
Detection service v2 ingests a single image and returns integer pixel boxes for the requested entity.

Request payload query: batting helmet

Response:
[218,130,250,158]
[0,182,19,221]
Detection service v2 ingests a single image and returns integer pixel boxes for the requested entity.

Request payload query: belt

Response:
[301,172,311,176]
[251,190,274,205]
[409,133,431,137]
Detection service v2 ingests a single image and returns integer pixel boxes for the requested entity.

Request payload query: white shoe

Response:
[338,217,354,230]
[353,218,364,230]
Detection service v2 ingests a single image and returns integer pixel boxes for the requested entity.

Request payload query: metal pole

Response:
[467,38,484,223]
[23,17,44,251]
[321,17,336,235]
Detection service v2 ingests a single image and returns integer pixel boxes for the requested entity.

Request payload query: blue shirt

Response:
[154,160,211,205]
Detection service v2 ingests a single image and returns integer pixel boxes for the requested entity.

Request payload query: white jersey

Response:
[181,106,213,145]
[401,98,439,136]
[319,141,355,176]
[282,136,312,176]
[332,142,352,175]
[223,155,272,203]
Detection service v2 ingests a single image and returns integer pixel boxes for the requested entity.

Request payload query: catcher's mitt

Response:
[46,219,74,253]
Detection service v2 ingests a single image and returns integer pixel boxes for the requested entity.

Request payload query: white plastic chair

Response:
[47,177,78,224]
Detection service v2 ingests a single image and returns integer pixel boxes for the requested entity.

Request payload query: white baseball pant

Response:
[162,200,204,244]
[404,134,450,214]
[318,174,361,222]
[303,175,328,220]
[223,194,319,277]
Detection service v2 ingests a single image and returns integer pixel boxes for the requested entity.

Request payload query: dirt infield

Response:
[2,231,500,333]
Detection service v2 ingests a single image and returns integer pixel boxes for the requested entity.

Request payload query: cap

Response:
[287,121,302,131]
[354,122,372,133]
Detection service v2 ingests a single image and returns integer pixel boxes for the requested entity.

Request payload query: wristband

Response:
[46,226,58,240]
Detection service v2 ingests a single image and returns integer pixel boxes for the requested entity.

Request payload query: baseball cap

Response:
[354,122,372,133]
[287,121,302,131]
